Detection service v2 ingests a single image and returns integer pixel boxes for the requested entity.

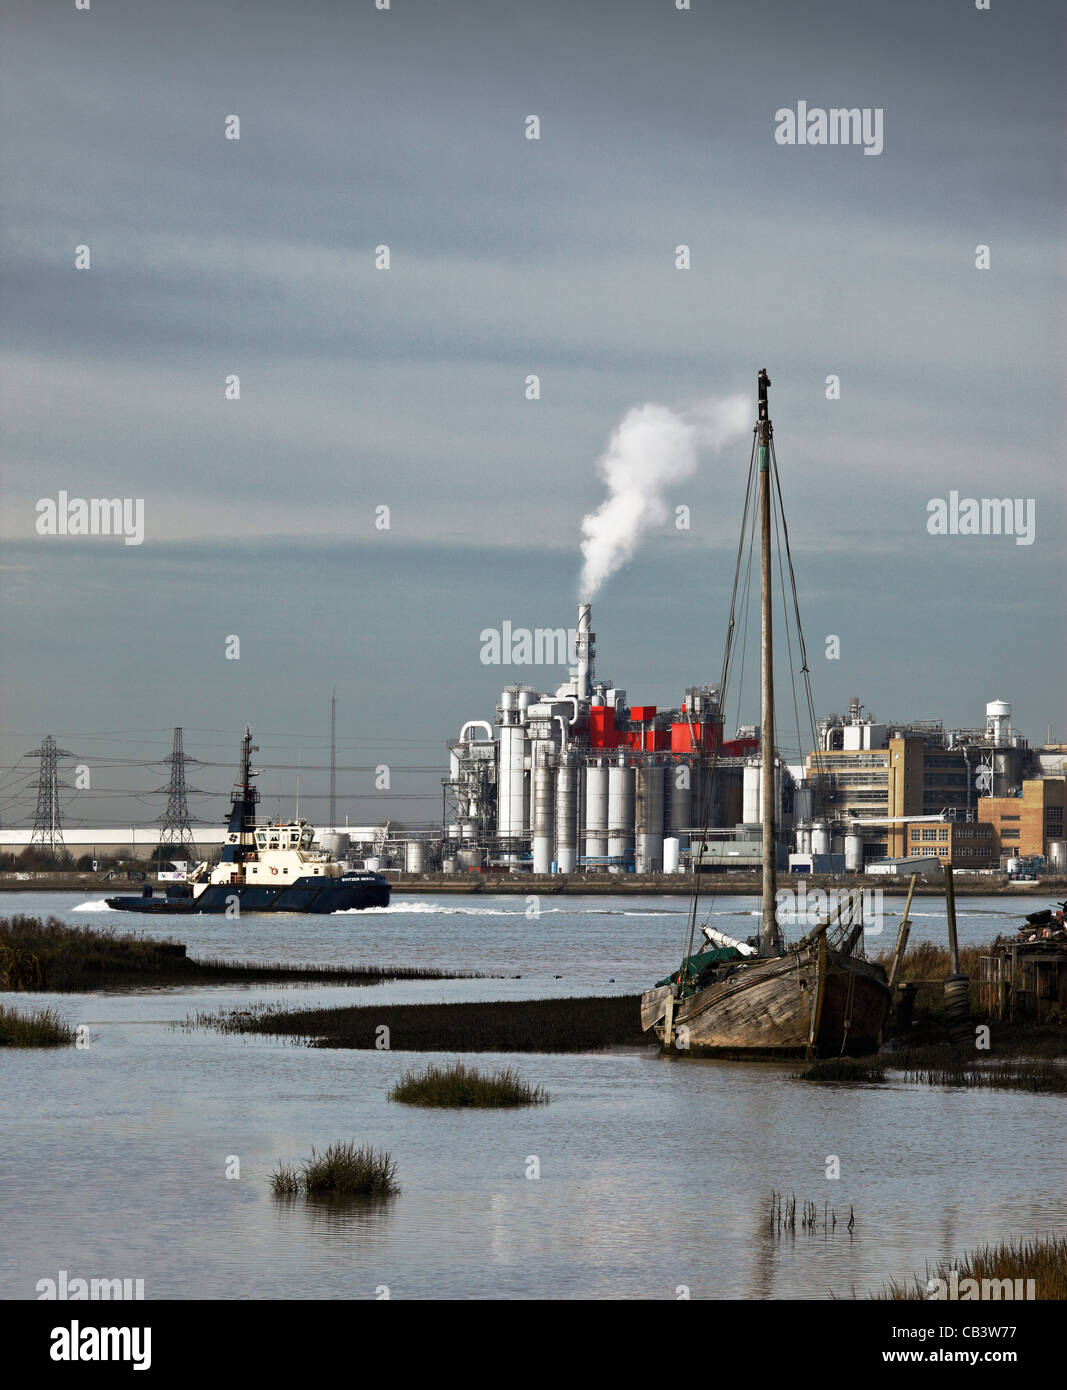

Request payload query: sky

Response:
[1,0,1064,833]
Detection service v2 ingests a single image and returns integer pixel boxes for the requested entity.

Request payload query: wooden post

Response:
[943,863,960,976]
[887,874,918,993]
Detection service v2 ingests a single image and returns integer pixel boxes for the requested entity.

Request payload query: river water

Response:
[1,891,1062,1300]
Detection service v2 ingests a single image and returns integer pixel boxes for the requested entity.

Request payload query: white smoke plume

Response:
[578,394,750,600]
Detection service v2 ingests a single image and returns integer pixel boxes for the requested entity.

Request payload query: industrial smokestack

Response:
[576,602,595,700]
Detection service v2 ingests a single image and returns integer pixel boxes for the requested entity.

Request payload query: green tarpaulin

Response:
[655,945,741,989]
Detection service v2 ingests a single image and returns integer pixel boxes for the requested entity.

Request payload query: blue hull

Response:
[106,873,390,915]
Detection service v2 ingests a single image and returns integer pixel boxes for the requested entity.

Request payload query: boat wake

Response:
[72,900,114,912]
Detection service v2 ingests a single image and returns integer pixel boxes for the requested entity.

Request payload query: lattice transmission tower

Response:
[156,727,201,861]
[27,735,73,859]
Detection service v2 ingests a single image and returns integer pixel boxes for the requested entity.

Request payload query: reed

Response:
[872,1233,1067,1300]
[769,1191,854,1234]
[390,1060,548,1107]
[0,1003,76,1047]
[796,1056,886,1083]
[270,1143,399,1198]
[0,915,476,992]
[198,993,646,1053]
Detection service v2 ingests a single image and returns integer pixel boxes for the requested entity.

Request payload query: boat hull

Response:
[642,947,890,1057]
[105,873,391,915]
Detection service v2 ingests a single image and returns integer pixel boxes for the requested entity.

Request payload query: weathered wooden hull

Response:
[641,947,890,1057]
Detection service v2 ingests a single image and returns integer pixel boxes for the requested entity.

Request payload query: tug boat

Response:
[106,727,390,914]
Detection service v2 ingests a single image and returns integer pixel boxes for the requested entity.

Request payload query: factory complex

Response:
[5,601,1064,879]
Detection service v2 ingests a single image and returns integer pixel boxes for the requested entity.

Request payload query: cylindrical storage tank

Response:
[555,760,577,873]
[811,821,831,856]
[1048,840,1066,872]
[324,832,349,861]
[497,722,527,860]
[584,763,608,860]
[457,849,481,871]
[405,841,425,874]
[831,831,845,856]
[460,819,478,839]
[531,756,555,875]
[742,763,760,824]
[1005,857,1021,875]
[669,764,692,847]
[793,783,814,823]
[607,763,635,864]
[635,764,665,872]
[440,857,457,874]
[364,856,381,871]
[797,826,812,854]
[663,836,681,873]
[845,832,864,873]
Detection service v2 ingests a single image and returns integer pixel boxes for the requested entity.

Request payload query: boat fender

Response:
[270,866,279,875]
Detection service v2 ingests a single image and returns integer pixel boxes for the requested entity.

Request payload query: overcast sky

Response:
[1,0,1063,832]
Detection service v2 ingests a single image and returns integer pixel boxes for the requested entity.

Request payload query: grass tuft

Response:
[390,1060,548,1108]
[0,1003,76,1047]
[872,1233,1067,1300]
[270,1142,399,1199]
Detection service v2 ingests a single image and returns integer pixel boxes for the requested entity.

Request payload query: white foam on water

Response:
[72,900,114,912]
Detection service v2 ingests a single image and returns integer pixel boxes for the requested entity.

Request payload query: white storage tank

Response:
[607,761,635,863]
[742,763,760,824]
[555,759,578,873]
[584,763,608,860]
[531,754,555,875]
[845,832,864,873]
[405,841,425,874]
[663,836,681,873]
[811,821,831,856]
[1048,840,1066,872]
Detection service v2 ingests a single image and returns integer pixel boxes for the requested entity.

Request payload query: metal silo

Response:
[607,759,635,866]
[584,762,608,861]
[531,749,555,875]
[555,757,578,873]
[635,763,665,872]
[669,764,692,848]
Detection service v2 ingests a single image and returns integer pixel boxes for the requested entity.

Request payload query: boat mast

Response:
[758,370,781,956]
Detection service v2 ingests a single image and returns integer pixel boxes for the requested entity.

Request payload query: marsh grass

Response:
[871,1233,1067,1300]
[270,1143,399,1198]
[0,1003,76,1047]
[0,916,477,992]
[390,1060,548,1108]
[796,1056,887,1083]
[800,1041,1065,1092]
[195,993,645,1052]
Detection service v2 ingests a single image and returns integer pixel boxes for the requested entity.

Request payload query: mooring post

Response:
[944,863,960,976]
[887,873,917,996]
[942,864,970,1041]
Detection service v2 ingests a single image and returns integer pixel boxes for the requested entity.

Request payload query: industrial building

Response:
[795,697,1064,874]
[439,601,790,874]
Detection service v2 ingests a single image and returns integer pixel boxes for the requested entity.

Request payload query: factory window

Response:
[921,829,938,841]
[1001,829,1020,840]
[938,828,949,840]
[1000,815,1020,822]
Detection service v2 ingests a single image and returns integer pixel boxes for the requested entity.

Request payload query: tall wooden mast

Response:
[757,369,781,956]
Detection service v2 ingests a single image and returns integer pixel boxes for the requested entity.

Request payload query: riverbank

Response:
[3,872,1063,897]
